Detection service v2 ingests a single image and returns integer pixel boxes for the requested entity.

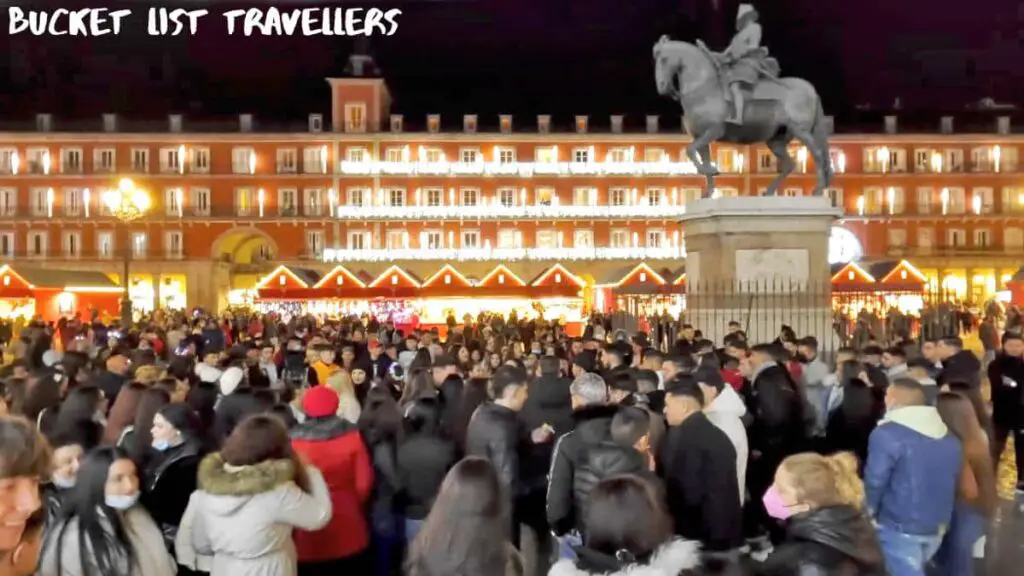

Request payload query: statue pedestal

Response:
[680,196,841,346]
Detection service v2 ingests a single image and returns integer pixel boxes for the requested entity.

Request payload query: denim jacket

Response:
[864,405,962,536]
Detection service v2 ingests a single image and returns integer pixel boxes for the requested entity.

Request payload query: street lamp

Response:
[102,178,151,328]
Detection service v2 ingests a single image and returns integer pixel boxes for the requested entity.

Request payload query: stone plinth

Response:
[680,196,841,346]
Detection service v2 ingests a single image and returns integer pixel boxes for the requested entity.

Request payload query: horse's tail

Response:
[811,97,834,188]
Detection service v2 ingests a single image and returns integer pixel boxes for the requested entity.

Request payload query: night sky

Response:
[0,0,1020,123]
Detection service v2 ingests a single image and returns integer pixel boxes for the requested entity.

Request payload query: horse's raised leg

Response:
[686,126,724,198]
[764,135,795,196]
[791,129,828,196]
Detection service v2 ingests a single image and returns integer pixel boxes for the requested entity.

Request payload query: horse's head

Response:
[653,35,681,97]
[653,37,717,101]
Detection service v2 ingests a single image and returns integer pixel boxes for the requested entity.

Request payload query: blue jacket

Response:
[864,406,961,536]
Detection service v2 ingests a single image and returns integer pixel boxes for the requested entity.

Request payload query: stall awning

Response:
[0,265,119,294]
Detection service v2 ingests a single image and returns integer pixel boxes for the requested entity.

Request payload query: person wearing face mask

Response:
[141,403,204,559]
[756,452,885,575]
[43,434,83,528]
[39,446,176,576]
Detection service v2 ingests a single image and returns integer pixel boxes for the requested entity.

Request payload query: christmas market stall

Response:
[592,263,685,318]
[830,259,929,335]
[253,263,588,336]
[0,265,123,322]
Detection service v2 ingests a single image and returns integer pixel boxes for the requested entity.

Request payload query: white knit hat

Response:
[737,4,756,22]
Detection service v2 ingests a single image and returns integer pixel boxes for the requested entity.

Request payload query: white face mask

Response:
[104,492,140,511]
[52,475,76,489]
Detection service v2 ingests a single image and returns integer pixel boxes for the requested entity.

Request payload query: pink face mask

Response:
[762,486,796,520]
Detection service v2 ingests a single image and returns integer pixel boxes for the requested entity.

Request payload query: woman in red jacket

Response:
[290,386,375,574]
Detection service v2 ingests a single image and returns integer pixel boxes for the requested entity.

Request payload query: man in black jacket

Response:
[432,354,465,441]
[937,335,990,433]
[988,331,1024,491]
[546,372,620,539]
[658,374,742,554]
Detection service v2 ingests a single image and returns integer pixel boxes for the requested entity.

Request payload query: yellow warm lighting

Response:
[673,273,687,286]
[422,264,472,288]
[0,265,35,289]
[479,264,526,287]
[831,262,876,283]
[609,263,666,288]
[55,292,75,313]
[533,264,585,288]
[880,260,928,284]
[255,265,309,289]
[178,145,186,174]
[311,265,366,289]
[368,265,421,288]
[62,286,124,294]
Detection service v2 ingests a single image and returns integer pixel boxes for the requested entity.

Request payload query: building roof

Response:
[15,268,117,289]
[289,268,322,287]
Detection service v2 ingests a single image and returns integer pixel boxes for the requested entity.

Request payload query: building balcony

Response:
[886,245,1024,258]
[333,204,691,220]
[318,246,686,263]
[338,160,714,177]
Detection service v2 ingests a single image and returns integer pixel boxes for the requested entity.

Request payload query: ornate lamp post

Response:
[102,178,151,328]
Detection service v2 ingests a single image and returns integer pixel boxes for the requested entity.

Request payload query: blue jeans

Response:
[556,531,582,561]
[404,517,425,545]
[932,505,986,576]
[876,524,944,576]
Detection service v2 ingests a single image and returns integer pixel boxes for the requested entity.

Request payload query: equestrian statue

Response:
[653,4,833,197]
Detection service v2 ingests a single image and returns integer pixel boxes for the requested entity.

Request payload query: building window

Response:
[574,229,594,248]
[346,187,367,207]
[1004,227,1024,252]
[497,229,523,249]
[536,229,557,249]
[61,188,81,216]
[0,232,13,258]
[757,149,777,173]
[303,146,324,173]
[572,148,591,163]
[131,232,148,258]
[30,188,47,217]
[387,229,406,249]
[424,148,444,163]
[645,148,666,163]
[536,187,555,206]
[304,188,324,216]
[279,188,298,216]
[61,231,80,258]
[461,148,479,164]
[573,187,593,206]
[97,231,113,259]
[385,148,404,163]
[131,148,149,172]
[231,147,254,174]
[61,148,82,173]
[828,149,846,174]
[945,187,966,214]
[25,148,47,174]
[388,188,406,207]
[165,231,183,259]
[425,188,442,207]
[917,227,934,251]
[236,188,255,216]
[0,149,15,174]
[276,148,298,173]
[496,148,515,164]
[164,188,181,216]
[863,187,884,215]
[344,103,367,132]
[886,187,905,214]
[191,148,210,173]
[499,188,516,207]
[0,188,14,217]
[607,148,629,163]
[646,229,665,248]
[462,230,480,249]
[916,187,933,214]
[424,230,443,249]
[159,147,180,173]
[887,228,907,248]
[782,188,802,198]
[94,148,115,172]
[974,228,991,248]
[346,147,367,163]
[305,230,325,257]
[972,187,994,214]
[27,231,47,258]
[826,187,844,211]
[461,188,479,207]
[946,228,965,248]
[347,231,369,250]
[680,188,702,205]
[191,188,210,216]
[610,188,628,206]
[610,229,629,248]
[645,188,664,206]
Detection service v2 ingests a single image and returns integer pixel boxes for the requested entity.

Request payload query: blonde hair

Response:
[781,451,865,509]
[133,365,162,385]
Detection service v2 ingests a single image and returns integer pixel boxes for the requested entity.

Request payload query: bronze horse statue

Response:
[653,35,833,197]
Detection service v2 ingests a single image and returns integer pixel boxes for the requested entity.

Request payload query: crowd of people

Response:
[0,308,1020,576]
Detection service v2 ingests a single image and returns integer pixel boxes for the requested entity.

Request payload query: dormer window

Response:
[575,116,588,134]
[464,115,477,133]
[390,115,403,133]
[427,115,440,134]
[500,115,512,134]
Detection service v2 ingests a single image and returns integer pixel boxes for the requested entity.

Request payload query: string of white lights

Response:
[320,246,687,262]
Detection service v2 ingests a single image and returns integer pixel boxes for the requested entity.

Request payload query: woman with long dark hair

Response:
[358,385,404,576]
[175,414,331,576]
[141,403,204,558]
[105,382,147,446]
[123,388,171,466]
[406,457,523,576]
[53,385,106,452]
[825,360,881,468]
[933,392,997,576]
[23,373,64,436]
[399,369,436,407]
[38,446,175,576]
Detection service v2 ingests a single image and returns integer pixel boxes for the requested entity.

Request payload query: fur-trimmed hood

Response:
[196,453,295,516]
[548,539,701,576]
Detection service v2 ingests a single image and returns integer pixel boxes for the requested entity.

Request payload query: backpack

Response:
[572,441,645,517]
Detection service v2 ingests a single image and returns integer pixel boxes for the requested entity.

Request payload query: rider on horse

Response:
[718,4,779,124]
